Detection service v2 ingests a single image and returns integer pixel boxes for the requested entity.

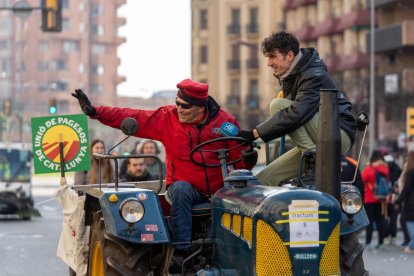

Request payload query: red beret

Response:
[176,78,208,106]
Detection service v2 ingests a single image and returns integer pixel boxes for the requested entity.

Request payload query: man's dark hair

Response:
[261,31,300,56]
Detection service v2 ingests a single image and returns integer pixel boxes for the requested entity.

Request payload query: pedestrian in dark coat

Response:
[395,151,414,253]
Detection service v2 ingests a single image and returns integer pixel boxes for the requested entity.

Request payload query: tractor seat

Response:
[165,192,211,216]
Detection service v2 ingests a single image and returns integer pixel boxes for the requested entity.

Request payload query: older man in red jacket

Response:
[72,78,257,255]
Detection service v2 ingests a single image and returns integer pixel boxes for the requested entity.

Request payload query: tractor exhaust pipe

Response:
[315,89,341,200]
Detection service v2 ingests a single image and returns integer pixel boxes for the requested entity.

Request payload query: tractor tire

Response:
[88,211,173,276]
[340,232,368,276]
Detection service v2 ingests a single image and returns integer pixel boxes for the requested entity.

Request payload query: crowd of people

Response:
[361,148,414,254]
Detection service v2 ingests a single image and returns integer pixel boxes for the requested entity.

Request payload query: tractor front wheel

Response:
[88,211,172,276]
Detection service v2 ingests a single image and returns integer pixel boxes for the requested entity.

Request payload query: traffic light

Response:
[407,107,414,137]
[49,98,57,114]
[3,99,11,116]
[41,0,62,32]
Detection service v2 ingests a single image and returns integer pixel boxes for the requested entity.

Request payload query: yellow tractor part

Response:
[90,241,104,276]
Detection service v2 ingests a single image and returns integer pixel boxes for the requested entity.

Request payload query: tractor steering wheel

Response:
[190,137,254,167]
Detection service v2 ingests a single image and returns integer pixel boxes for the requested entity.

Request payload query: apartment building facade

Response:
[372,0,414,145]
[0,0,126,143]
[191,0,284,129]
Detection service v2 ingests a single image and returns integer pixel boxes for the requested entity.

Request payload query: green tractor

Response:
[68,89,368,275]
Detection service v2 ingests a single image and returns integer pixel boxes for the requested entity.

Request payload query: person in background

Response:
[378,147,402,245]
[74,139,114,185]
[236,31,356,186]
[361,150,389,250]
[139,140,166,179]
[395,151,414,253]
[71,78,257,259]
[120,157,157,182]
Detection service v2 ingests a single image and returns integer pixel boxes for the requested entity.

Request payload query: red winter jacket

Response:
[361,162,390,204]
[92,97,251,195]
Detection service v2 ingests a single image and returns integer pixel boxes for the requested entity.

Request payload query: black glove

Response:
[237,129,256,143]
[241,149,258,167]
[71,89,96,116]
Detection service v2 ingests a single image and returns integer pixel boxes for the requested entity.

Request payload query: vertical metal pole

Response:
[369,0,376,155]
[58,133,65,178]
[316,89,341,200]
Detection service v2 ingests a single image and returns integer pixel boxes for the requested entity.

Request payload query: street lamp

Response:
[368,0,376,155]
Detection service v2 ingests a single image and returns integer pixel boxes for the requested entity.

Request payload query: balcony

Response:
[246,95,260,109]
[324,55,341,73]
[226,95,241,106]
[246,59,259,70]
[312,16,340,37]
[372,0,412,8]
[295,25,316,42]
[117,17,127,27]
[336,9,370,32]
[370,20,414,53]
[227,24,241,36]
[283,0,317,11]
[246,24,259,36]
[340,52,370,71]
[227,60,241,71]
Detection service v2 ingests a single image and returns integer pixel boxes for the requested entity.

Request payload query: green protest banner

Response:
[31,114,90,174]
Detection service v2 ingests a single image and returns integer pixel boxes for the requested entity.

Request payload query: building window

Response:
[247,79,259,109]
[200,45,208,64]
[92,43,106,55]
[51,81,69,91]
[91,65,104,75]
[231,79,240,96]
[38,41,49,52]
[247,7,258,33]
[91,4,104,17]
[38,82,49,92]
[0,40,8,51]
[62,18,70,31]
[231,8,240,25]
[37,61,49,71]
[91,84,103,94]
[228,8,240,34]
[249,79,258,96]
[1,59,9,74]
[62,0,69,9]
[51,60,68,71]
[59,100,69,112]
[63,40,79,52]
[91,24,104,36]
[200,9,208,30]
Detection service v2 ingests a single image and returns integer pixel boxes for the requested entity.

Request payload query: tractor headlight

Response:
[341,191,363,215]
[119,198,144,224]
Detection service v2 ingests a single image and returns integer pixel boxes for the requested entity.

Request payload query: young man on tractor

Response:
[71,79,258,258]
[237,31,356,186]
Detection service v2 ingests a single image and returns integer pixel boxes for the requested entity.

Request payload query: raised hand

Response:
[71,89,96,116]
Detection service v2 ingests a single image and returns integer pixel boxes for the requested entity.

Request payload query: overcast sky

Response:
[117,0,191,98]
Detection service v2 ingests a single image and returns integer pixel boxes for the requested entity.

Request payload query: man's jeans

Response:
[167,181,206,250]
[257,98,351,186]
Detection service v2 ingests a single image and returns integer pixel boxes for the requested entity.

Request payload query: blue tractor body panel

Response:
[98,188,171,243]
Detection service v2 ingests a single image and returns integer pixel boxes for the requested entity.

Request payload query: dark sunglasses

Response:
[175,101,194,110]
